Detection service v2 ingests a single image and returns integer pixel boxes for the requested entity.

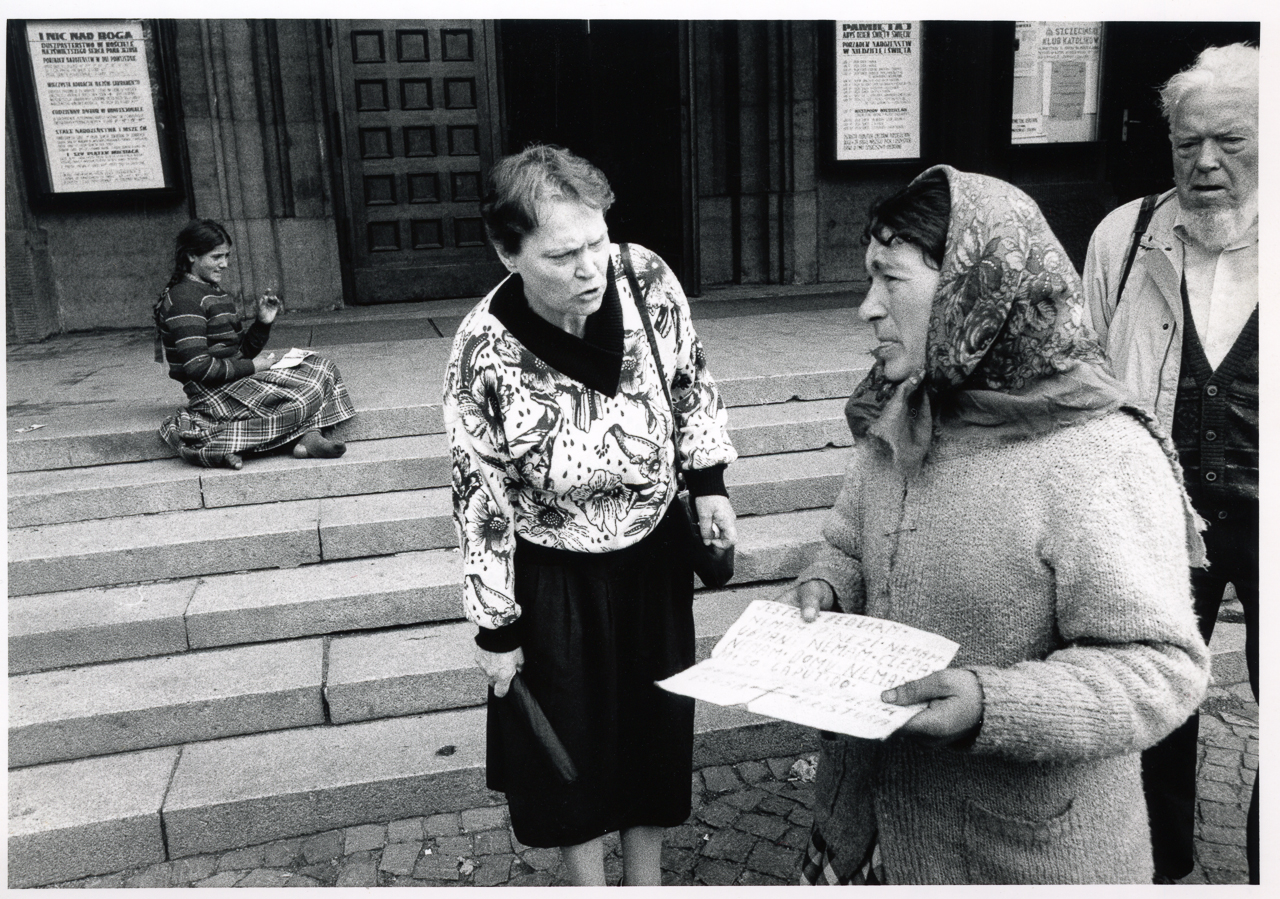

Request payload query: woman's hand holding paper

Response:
[778,578,837,622]
[882,669,984,747]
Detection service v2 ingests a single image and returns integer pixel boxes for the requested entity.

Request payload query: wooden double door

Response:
[331,19,506,302]
[331,19,688,304]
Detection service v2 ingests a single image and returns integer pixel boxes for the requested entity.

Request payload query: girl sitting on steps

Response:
[155,219,354,469]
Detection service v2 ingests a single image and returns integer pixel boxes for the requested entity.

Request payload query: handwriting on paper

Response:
[658,599,959,739]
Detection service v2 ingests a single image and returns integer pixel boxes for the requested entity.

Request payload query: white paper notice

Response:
[834,22,922,161]
[1011,21,1102,144]
[658,600,959,739]
[25,21,166,192]
[271,348,314,370]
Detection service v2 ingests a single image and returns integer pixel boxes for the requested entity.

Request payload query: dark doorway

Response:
[498,20,688,280]
[330,20,508,303]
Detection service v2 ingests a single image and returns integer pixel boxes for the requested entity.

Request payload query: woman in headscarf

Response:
[784,167,1210,884]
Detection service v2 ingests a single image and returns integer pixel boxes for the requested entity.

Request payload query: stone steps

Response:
[6,354,861,474]
[7,499,326,598]
[10,591,808,886]
[7,306,875,886]
[5,435,449,529]
[7,446,845,597]
[7,399,849,528]
[9,507,828,676]
[9,639,327,768]
[7,548,821,767]
[7,698,813,888]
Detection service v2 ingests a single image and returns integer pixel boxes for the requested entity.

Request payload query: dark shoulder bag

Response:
[620,243,734,590]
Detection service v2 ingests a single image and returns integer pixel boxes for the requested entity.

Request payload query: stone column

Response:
[6,95,61,341]
[692,21,819,288]
[176,20,343,311]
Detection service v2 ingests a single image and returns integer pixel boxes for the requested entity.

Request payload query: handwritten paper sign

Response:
[658,600,959,739]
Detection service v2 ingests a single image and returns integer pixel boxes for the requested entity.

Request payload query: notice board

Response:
[1011,21,1103,144]
[8,19,184,202]
[834,21,922,161]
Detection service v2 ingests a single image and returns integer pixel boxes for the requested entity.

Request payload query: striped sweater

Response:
[157,277,271,397]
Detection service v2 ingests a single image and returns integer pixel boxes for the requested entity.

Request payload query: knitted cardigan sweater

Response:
[800,411,1210,884]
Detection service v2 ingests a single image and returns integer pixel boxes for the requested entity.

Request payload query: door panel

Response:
[333,20,506,302]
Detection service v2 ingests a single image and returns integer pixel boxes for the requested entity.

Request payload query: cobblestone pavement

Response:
[47,699,1257,889]
[52,755,818,888]
[1181,601,1259,885]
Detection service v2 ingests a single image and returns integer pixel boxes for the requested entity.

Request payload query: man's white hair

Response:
[1159,42,1259,122]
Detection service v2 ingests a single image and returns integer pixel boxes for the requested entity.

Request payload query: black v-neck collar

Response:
[489,261,624,397]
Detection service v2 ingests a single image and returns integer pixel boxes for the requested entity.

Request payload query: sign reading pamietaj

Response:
[834,21,923,161]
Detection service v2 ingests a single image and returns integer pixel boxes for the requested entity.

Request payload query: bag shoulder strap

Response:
[1115,193,1160,307]
[620,243,683,471]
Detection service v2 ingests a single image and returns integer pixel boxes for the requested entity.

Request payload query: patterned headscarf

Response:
[846,165,1128,471]
[845,166,1205,564]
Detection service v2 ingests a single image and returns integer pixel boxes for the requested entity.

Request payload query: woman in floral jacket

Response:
[785,167,1210,884]
[442,145,737,885]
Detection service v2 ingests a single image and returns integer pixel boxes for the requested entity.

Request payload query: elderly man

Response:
[1083,43,1258,884]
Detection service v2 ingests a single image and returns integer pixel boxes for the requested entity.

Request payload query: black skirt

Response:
[486,503,697,848]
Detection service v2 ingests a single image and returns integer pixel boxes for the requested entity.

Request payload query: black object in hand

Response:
[507,674,578,784]
[679,493,735,589]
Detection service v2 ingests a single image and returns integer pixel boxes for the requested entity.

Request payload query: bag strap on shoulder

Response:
[620,243,683,479]
[153,287,171,363]
[1115,193,1160,307]
[621,243,673,411]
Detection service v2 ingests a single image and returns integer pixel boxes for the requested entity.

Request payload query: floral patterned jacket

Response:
[442,243,737,647]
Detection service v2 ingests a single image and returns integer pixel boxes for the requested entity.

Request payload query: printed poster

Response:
[835,22,922,161]
[1011,21,1102,144]
[25,20,166,192]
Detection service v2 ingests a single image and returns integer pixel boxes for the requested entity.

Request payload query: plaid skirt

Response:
[801,827,883,885]
[159,355,355,467]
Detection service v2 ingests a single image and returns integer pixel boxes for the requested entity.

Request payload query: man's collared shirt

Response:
[1174,213,1258,369]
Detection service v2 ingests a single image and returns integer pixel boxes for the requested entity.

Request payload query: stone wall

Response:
[690,20,1130,290]
[177,20,345,315]
[6,83,189,338]
[5,19,345,340]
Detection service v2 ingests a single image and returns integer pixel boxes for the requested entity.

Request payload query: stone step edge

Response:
[9,509,832,673]
[6,704,816,887]
[7,395,851,494]
[7,585,783,769]
[7,451,847,597]
[7,367,866,474]
[7,401,852,528]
